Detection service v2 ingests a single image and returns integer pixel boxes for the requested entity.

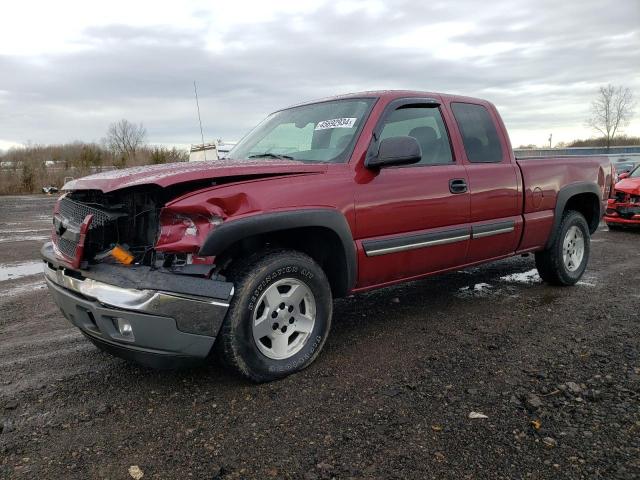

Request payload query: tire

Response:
[535,210,590,286]
[216,250,332,382]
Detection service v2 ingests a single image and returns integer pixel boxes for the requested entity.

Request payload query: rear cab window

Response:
[378,105,453,166]
[451,103,504,163]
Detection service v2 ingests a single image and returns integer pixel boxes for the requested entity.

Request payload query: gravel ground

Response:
[1,195,639,479]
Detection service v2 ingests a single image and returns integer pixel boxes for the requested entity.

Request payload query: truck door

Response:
[354,98,471,288]
[448,102,522,263]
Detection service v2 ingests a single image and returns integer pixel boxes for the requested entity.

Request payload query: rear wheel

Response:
[535,210,590,286]
[216,250,332,382]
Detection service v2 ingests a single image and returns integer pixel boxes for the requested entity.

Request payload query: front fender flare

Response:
[199,209,357,293]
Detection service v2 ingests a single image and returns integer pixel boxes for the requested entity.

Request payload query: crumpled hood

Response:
[615,177,640,195]
[63,159,328,193]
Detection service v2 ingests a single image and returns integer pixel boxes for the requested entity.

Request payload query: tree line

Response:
[0,119,188,195]
[1,85,636,194]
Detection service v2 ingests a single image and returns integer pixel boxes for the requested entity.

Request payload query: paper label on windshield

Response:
[315,118,357,130]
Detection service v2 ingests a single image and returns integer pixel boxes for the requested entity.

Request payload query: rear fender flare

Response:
[546,182,602,248]
[198,209,357,293]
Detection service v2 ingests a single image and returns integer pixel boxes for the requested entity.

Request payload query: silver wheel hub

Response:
[562,225,585,272]
[252,278,316,360]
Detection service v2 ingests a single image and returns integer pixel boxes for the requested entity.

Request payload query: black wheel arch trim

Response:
[546,181,603,248]
[198,209,357,294]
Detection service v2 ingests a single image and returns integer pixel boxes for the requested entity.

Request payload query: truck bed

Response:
[516,155,610,214]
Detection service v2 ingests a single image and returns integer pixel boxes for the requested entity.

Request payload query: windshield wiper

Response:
[248,153,294,160]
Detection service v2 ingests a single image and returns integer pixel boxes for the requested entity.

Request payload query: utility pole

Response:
[548,133,553,148]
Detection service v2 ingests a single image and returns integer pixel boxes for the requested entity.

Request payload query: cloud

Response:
[0,0,638,148]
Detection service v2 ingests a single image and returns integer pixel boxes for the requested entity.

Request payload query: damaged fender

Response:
[198,209,358,294]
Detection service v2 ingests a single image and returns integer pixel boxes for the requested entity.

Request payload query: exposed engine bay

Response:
[52,185,217,272]
[58,189,159,263]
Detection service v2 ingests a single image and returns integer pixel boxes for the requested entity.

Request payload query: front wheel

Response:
[216,250,332,382]
[535,210,590,286]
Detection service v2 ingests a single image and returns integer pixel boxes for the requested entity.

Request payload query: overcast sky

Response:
[1,0,638,151]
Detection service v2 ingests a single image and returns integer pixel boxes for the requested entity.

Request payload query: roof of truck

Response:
[282,90,492,111]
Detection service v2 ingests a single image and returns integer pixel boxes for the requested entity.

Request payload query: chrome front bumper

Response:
[43,262,231,335]
[41,242,233,366]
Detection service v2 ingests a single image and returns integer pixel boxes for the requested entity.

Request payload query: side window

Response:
[451,103,504,163]
[379,106,453,165]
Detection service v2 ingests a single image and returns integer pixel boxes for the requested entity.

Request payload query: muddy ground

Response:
[0,194,639,479]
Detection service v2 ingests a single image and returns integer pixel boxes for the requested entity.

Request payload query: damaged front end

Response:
[605,188,640,226]
[42,186,234,367]
[51,187,228,270]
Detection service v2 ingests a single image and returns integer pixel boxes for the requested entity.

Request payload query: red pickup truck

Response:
[42,91,613,381]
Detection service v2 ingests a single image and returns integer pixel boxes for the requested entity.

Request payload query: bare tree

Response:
[106,119,147,166]
[587,85,635,149]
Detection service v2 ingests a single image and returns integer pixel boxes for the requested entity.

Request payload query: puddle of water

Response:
[0,235,48,243]
[0,260,44,281]
[499,269,541,284]
[0,228,49,234]
[457,282,494,298]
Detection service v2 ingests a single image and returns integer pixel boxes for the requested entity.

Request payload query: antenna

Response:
[193,81,206,161]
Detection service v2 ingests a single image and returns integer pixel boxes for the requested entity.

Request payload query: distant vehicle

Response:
[42,90,613,381]
[613,160,640,181]
[42,186,59,194]
[605,165,640,229]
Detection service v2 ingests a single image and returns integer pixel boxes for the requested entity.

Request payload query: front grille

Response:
[57,236,77,258]
[52,190,159,265]
[54,196,119,260]
[59,197,112,228]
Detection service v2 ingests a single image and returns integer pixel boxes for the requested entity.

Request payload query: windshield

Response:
[228,98,375,163]
[631,165,640,178]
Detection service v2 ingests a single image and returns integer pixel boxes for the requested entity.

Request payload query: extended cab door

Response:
[448,102,523,263]
[354,98,471,288]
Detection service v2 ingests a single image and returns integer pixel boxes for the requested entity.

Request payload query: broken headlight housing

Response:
[155,209,223,254]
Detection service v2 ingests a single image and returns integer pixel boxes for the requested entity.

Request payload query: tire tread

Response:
[535,210,589,286]
[216,249,330,382]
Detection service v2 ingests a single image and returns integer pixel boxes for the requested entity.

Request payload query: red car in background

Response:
[606,165,640,229]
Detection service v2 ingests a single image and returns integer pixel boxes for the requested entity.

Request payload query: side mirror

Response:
[366,136,421,169]
[618,172,630,180]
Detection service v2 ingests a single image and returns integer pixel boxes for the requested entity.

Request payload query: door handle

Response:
[449,179,468,194]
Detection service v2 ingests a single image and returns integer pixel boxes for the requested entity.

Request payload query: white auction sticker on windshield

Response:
[315,118,357,130]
